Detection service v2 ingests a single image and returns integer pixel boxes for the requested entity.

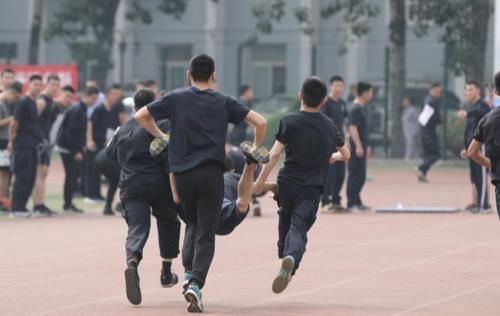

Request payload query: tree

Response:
[411,0,493,82]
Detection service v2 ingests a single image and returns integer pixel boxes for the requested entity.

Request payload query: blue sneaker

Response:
[272,256,295,294]
[184,282,204,313]
[182,272,192,293]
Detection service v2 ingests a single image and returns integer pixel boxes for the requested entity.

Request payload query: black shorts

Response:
[216,199,248,236]
[37,141,51,166]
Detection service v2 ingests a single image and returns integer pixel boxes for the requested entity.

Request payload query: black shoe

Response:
[103,207,115,216]
[33,204,52,217]
[63,204,83,213]
[115,202,124,213]
[160,270,179,288]
[125,261,141,305]
[349,204,371,212]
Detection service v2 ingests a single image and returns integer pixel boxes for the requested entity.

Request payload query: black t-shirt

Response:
[147,86,250,173]
[473,107,500,185]
[276,111,344,187]
[421,95,442,132]
[321,97,347,136]
[108,118,170,187]
[464,99,490,148]
[13,96,40,148]
[37,94,55,141]
[90,102,125,148]
[349,104,369,147]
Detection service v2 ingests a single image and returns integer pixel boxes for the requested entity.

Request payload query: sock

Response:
[127,259,138,268]
[162,261,172,274]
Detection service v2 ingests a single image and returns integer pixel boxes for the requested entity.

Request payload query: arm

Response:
[169,173,180,203]
[254,140,285,194]
[7,119,18,151]
[244,110,267,146]
[135,107,166,139]
[235,163,258,214]
[330,144,351,163]
[0,117,12,128]
[468,139,491,170]
[349,125,364,157]
[36,98,46,116]
[86,121,96,151]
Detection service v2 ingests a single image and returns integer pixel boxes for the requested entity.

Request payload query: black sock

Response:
[162,261,172,274]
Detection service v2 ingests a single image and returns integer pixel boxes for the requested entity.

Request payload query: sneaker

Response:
[115,202,124,213]
[240,141,270,164]
[103,207,115,216]
[414,168,428,183]
[63,204,83,213]
[124,261,141,305]
[331,203,349,213]
[184,282,204,313]
[478,206,493,214]
[10,210,31,218]
[320,203,332,213]
[182,272,192,294]
[349,204,371,212]
[83,197,98,204]
[161,270,179,288]
[465,204,478,212]
[149,133,170,156]
[33,204,54,217]
[272,255,295,294]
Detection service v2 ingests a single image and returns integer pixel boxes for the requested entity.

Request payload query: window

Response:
[250,44,287,99]
[159,44,192,91]
[0,43,17,64]
[166,62,188,91]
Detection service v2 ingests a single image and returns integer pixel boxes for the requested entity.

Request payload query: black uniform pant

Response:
[469,159,489,208]
[175,163,224,289]
[121,175,180,262]
[495,184,500,220]
[95,150,121,210]
[321,161,346,206]
[419,130,440,176]
[277,180,321,273]
[84,148,102,198]
[11,147,38,211]
[61,153,80,207]
[347,146,367,207]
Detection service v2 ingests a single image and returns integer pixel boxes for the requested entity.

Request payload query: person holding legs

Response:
[254,77,350,294]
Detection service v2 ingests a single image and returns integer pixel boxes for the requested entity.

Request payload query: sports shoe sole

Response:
[272,256,294,294]
[149,135,170,156]
[125,266,141,305]
[184,289,204,313]
[240,141,270,164]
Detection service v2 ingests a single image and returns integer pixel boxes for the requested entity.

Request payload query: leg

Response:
[122,197,152,263]
[331,161,346,206]
[235,163,257,214]
[495,185,500,219]
[0,170,10,199]
[321,165,334,206]
[61,153,77,207]
[33,164,49,206]
[347,153,363,207]
[84,150,101,198]
[11,148,37,211]
[471,159,489,209]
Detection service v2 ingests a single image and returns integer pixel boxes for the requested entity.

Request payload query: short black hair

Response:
[225,155,235,172]
[143,79,157,88]
[47,73,60,82]
[301,76,327,108]
[466,80,481,90]
[330,75,344,84]
[133,89,156,110]
[357,82,372,97]
[495,72,500,92]
[62,85,75,94]
[29,74,43,82]
[7,81,22,94]
[189,54,215,82]
[430,82,441,89]
[1,68,14,77]
[239,84,251,96]
[84,86,99,96]
[106,83,122,93]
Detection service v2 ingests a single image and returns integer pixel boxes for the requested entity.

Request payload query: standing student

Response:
[254,76,350,294]
[320,75,348,212]
[56,87,99,213]
[8,75,44,217]
[458,81,491,212]
[33,74,61,215]
[108,89,181,306]
[135,54,267,313]
[416,83,442,182]
[346,82,373,211]
[468,71,500,219]
[85,84,125,206]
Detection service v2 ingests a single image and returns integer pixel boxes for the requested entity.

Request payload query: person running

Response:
[135,54,268,313]
[254,76,350,294]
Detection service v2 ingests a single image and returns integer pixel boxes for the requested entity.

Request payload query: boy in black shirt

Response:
[56,87,99,213]
[347,82,374,211]
[33,74,60,216]
[320,75,348,212]
[8,75,43,217]
[254,77,350,294]
[107,89,180,306]
[468,71,500,219]
[135,54,267,313]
